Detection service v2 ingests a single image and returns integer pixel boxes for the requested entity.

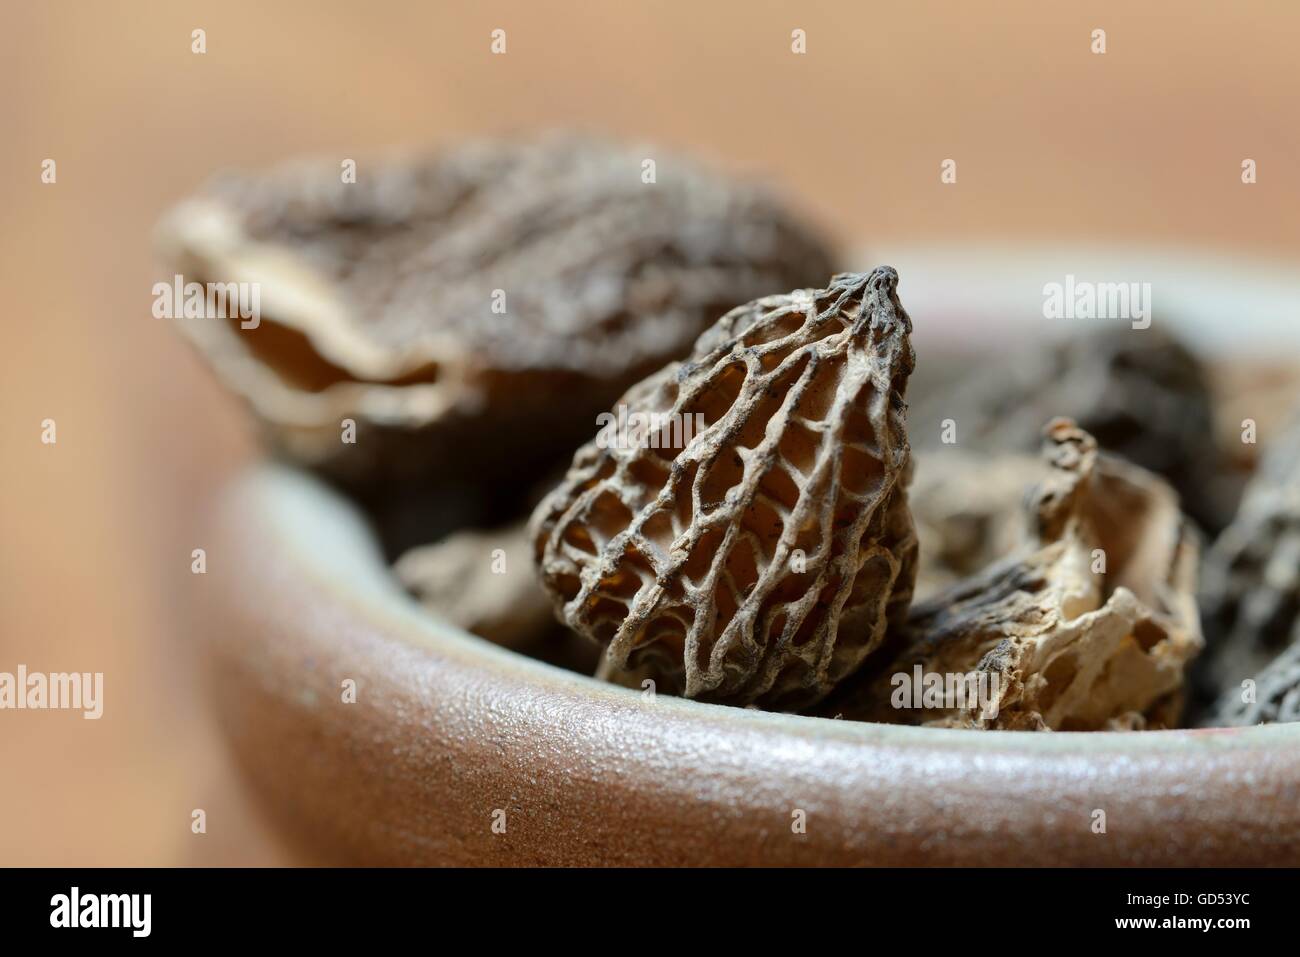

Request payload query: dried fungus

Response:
[1205,634,1300,726]
[1197,409,1300,702]
[910,450,1039,600]
[530,269,918,709]
[395,523,554,650]
[909,326,1228,531]
[155,135,835,490]
[822,420,1202,730]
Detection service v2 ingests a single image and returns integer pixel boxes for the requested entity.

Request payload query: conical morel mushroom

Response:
[821,419,1203,730]
[530,269,918,709]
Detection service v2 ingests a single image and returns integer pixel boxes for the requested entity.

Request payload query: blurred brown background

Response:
[1,0,1296,865]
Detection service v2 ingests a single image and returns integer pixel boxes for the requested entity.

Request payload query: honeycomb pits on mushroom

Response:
[530,269,918,709]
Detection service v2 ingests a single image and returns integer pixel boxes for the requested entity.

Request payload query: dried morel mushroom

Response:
[155,135,835,491]
[1205,635,1300,726]
[395,523,554,651]
[909,326,1228,531]
[530,269,918,709]
[1196,409,1300,702]
[821,420,1202,730]
[910,450,1039,600]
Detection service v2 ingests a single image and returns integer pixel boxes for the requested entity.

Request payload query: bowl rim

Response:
[869,240,1300,359]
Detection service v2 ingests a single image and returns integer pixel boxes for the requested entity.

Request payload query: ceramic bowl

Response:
[199,246,1300,865]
